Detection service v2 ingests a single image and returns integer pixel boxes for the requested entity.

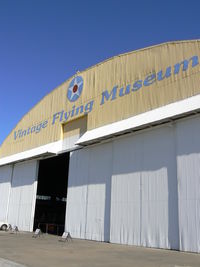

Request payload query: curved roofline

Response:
[80,39,200,73]
[1,39,200,147]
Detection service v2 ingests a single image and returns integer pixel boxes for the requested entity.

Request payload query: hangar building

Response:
[1,40,200,253]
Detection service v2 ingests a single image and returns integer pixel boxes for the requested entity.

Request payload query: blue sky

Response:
[0,0,199,145]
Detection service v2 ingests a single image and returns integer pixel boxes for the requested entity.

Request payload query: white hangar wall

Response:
[1,113,200,252]
[66,143,112,241]
[0,165,13,222]
[176,117,200,252]
[110,125,179,249]
[0,160,38,231]
[66,114,200,253]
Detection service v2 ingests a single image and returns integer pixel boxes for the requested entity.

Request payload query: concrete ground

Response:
[0,231,200,267]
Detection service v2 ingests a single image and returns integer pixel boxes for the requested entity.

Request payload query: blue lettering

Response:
[35,123,43,133]
[18,129,22,137]
[143,73,156,86]
[42,120,48,128]
[52,111,63,125]
[31,126,36,133]
[27,127,31,135]
[75,105,84,116]
[71,105,76,117]
[84,100,94,114]
[100,86,118,105]
[174,55,199,75]
[132,80,142,91]
[22,130,27,137]
[64,111,71,121]
[59,111,64,122]
[14,131,19,140]
[157,66,171,81]
[119,85,131,97]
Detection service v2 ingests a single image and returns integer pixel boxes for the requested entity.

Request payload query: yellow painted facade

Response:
[1,40,200,158]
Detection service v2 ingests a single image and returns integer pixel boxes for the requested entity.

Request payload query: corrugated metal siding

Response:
[1,40,200,157]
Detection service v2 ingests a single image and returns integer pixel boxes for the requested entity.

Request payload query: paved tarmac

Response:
[0,231,200,267]
[0,258,26,267]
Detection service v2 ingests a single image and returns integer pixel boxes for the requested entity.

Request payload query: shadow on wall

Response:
[0,160,37,187]
[0,165,13,184]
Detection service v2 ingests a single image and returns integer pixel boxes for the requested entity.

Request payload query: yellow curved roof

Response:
[1,40,200,158]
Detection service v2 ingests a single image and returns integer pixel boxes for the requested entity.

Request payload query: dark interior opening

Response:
[33,153,69,235]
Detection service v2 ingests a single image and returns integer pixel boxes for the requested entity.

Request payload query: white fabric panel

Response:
[85,144,112,241]
[66,149,89,239]
[110,126,179,249]
[140,127,178,250]
[176,116,200,253]
[0,165,12,222]
[111,134,142,245]
[66,143,112,241]
[7,160,38,231]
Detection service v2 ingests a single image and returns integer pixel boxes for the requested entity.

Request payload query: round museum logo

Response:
[67,76,83,102]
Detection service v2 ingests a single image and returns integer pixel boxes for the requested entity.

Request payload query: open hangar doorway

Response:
[33,152,69,235]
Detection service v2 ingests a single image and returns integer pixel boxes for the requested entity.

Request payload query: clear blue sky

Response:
[0,0,199,145]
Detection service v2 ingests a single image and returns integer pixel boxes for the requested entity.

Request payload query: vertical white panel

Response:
[85,143,112,241]
[176,116,200,253]
[66,142,112,241]
[141,127,178,250]
[110,126,178,249]
[110,134,142,245]
[65,149,89,239]
[7,160,38,231]
[0,165,12,222]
